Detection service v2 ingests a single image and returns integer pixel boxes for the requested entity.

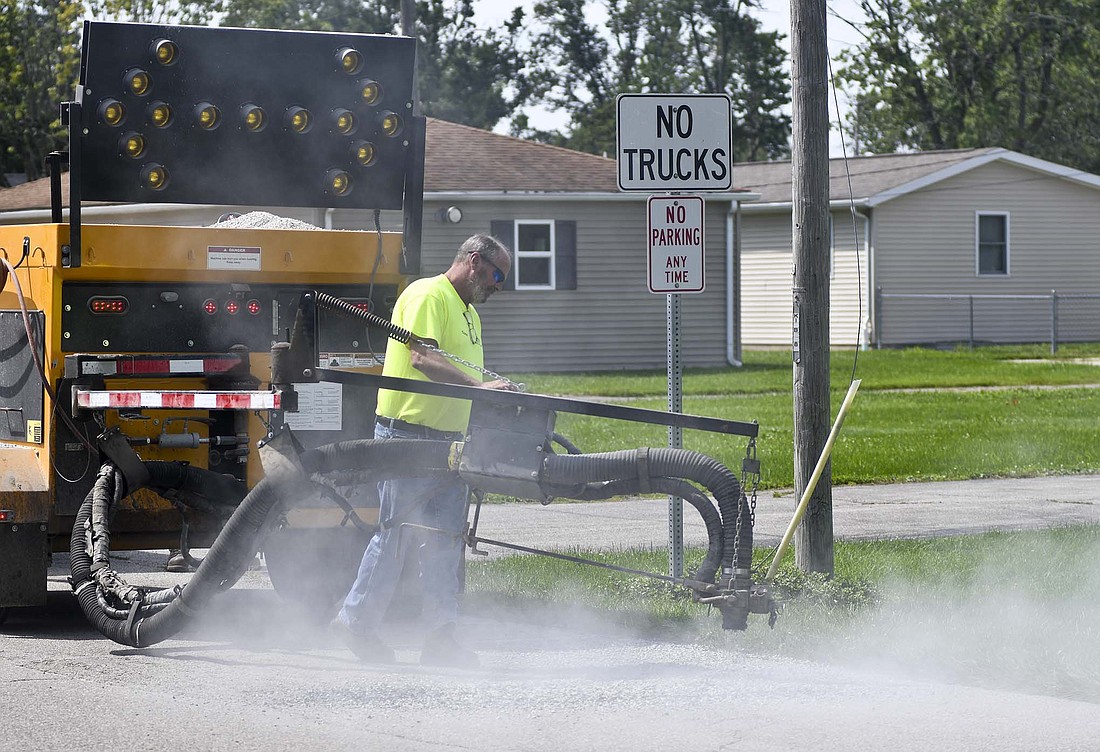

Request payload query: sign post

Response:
[617,93,731,579]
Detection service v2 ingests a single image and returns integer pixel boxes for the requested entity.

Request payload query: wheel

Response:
[263,524,375,621]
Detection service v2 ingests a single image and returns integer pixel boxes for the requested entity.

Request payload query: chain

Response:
[733,431,761,574]
[253,409,274,436]
[419,341,526,392]
[745,435,760,529]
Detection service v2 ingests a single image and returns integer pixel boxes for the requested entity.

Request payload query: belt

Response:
[376,416,463,441]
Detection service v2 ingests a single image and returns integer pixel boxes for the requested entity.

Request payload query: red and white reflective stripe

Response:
[75,390,281,410]
[78,355,245,377]
[120,358,242,376]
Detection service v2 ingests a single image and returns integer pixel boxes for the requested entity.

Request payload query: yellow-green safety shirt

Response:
[375,274,483,432]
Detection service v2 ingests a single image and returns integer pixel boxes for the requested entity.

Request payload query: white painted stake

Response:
[765,378,862,581]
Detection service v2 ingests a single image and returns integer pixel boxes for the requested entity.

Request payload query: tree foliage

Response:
[0,0,82,186]
[517,0,791,161]
[219,0,528,130]
[415,0,528,128]
[219,0,397,34]
[83,0,221,25]
[836,0,1100,172]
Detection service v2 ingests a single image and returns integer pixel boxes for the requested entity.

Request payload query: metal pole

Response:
[667,292,684,578]
[874,286,882,349]
[1051,290,1058,355]
[968,295,975,348]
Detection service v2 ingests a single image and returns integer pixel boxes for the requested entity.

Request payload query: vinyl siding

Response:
[741,210,867,347]
[874,161,1100,345]
[399,199,735,373]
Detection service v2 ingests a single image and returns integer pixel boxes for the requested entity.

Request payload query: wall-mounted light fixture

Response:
[436,205,462,224]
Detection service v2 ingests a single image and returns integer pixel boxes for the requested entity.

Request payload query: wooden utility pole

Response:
[791,0,834,574]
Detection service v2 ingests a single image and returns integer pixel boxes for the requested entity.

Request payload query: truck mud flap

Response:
[0,521,49,609]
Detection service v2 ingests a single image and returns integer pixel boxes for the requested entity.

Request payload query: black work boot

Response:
[333,620,396,664]
[420,622,479,668]
[165,549,194,573]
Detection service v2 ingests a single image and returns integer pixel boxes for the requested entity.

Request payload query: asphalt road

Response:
[2,475,1098,752]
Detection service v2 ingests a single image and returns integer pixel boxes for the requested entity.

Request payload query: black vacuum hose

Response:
[89,463,123,571]
[543,448,751,581]
[71,473,300,646]
[129,476,286,646]
[145,461,247,507]
[72,439,458,647]
[299,438,453,475]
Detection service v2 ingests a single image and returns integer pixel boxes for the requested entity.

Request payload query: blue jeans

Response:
[337,421,469,634]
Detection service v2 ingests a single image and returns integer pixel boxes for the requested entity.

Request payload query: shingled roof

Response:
[734,147,1002,204]
[425,118,618,193]
[0,171,65,213]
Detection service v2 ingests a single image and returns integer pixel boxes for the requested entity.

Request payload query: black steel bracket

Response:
[316,369,758,438]
[97,426,150,494]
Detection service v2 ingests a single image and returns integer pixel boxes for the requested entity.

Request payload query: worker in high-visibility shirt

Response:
[335,233,515,668]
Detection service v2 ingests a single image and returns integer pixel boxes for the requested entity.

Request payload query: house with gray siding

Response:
[735,148,1100,348]
[7,130,1095,361]
[0,119,756,373]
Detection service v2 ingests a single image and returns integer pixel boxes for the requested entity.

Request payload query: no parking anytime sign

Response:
[648,195,704,294]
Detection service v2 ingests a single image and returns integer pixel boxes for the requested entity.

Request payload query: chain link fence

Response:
[875,289,1100,353]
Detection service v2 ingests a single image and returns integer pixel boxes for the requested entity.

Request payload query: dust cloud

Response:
[759,532,1100,704]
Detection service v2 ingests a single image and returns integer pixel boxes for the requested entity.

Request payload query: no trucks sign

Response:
[617,94,732,192]
[647,195,705,294]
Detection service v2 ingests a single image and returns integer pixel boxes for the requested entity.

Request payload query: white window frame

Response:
[513,220,556,290]
[975,211,1010,277]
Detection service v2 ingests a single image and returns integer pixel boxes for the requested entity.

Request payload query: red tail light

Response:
[88,296,129,314]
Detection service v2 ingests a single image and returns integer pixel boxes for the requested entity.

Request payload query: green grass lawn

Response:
[515,343,1100,396]
[506,345,1100,488]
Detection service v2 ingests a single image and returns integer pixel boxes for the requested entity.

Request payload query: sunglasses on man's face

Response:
[478,253,506,285]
